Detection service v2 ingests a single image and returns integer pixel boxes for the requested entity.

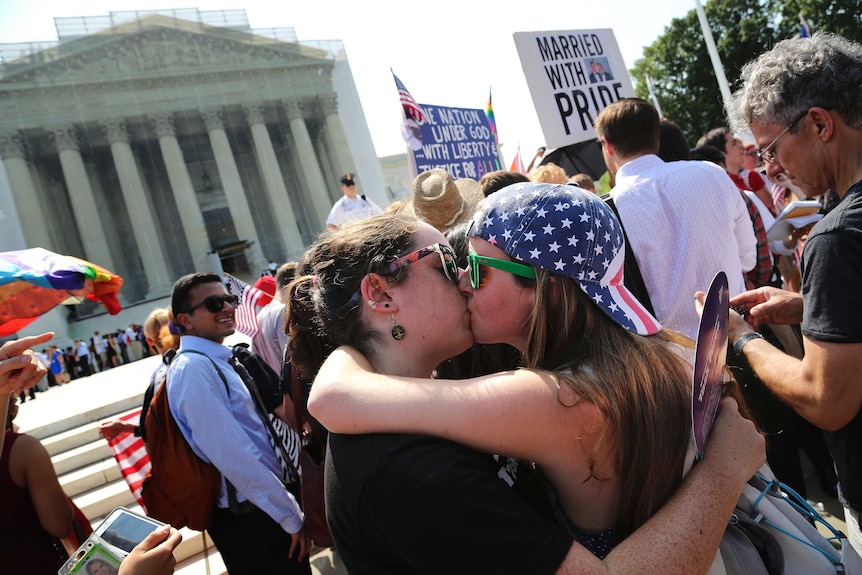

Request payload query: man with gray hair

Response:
[724,31,862,554]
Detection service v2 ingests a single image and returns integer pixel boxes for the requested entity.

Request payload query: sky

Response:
[0,0,699,164]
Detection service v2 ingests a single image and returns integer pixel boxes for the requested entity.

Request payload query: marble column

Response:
[201,106,265,274]
[319,94,356,198]
[150,112,211,273]
[101,118,172,297]
[51,124,116,271]
[0,131,53,250]
[282,99,332,228]
[242,102,304,259]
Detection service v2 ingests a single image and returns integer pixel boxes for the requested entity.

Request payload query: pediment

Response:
[0,15,333,86]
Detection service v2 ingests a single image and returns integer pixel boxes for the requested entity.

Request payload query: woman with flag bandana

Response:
[289,185,763,573]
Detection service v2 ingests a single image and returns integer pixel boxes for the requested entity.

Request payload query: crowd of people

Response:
[3,30,861,575]
[17,324,152,404]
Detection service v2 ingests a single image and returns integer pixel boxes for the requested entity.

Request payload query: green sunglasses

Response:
[467,253,536,289]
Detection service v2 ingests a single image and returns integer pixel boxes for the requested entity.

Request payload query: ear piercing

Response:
[390,313,406,340]
[367,299,377,310]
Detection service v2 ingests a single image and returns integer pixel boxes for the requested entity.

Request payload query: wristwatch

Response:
[733,332,764,357]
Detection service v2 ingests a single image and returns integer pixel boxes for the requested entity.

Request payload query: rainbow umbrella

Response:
[0,247,124,337]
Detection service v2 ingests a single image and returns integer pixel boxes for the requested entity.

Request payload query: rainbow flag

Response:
[0,248,123,337]
[486,89,498,146]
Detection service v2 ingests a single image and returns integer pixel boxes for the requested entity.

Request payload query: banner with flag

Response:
[392,72,427,124]
[224,274,266,338]
[105,410,150,509]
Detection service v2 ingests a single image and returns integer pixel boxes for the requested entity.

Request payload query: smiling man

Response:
[167,272,310,575]
[726,32,862,555]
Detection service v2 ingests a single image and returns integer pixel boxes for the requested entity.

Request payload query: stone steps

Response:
[16,349,333,575]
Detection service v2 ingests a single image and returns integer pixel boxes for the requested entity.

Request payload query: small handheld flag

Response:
[392,72,427,124]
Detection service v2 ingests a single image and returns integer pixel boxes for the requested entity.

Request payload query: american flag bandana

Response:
[470,182,662,335]
[105,409,151,509]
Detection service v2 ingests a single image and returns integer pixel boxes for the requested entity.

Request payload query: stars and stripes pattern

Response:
[392,72,428,124]
[224,274,266,338]
[471,182,661,335]
[105,409,151,509]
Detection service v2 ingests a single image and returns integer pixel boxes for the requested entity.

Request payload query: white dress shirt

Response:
[611,155,757,340]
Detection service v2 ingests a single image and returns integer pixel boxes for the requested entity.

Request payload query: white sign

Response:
[514,29,635,148]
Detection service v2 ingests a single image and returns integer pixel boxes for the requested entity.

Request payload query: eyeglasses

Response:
[184,294,238,314]
[756,110,808,164]
[384,243,460,283]
[467,253,536,289]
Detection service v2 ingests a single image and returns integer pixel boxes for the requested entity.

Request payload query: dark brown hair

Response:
[594,98,660,158]
[287,215,419,379]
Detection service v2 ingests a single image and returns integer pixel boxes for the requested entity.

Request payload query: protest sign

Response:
[407,103,502,180]
[513,29,635,148]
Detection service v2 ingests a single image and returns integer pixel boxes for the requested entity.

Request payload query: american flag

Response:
[471,183,662,335]
[392,72,427,124]
[105,410,150,509]
[224,274,266,338]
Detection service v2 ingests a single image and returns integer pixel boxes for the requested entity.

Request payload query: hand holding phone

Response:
[118,525,183,575]
[60,508,167,575]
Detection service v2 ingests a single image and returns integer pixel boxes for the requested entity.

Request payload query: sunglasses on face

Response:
[467,253,536,289]
[185,294,239,314]
[384,243,460,283]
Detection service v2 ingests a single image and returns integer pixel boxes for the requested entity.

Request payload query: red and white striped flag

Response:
[105,410,151,510]
[224,274,266,338]
[392,72,428,124]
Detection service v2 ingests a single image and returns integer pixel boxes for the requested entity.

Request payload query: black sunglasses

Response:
[185,294,238,314]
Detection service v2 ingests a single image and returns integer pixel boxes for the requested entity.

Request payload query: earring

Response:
[367,299,377,310]
[390,313,406,340]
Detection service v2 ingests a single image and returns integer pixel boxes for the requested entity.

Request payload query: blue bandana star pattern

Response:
[470,182,661,335]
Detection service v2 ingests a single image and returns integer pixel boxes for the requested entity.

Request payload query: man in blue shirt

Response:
[168,272,310,575]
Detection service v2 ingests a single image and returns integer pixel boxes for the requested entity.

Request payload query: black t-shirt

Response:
[325,432,573,574]
[801,180,862,510]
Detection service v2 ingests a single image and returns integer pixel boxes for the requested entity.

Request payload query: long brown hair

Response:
[523,267,692,541]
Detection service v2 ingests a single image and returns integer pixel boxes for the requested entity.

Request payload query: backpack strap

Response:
[231,354,301,485]
[603,195,656,316]
[172,349,230,395]
[168,349,243,511]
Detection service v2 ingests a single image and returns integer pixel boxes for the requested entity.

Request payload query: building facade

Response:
[0,9,387,342]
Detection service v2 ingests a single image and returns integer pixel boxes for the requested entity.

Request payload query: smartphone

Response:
[59,507,165,575]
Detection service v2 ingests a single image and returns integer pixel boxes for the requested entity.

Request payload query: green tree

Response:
[632,0,862,144]
[769,0,862,42]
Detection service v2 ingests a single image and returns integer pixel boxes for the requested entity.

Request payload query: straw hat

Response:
[408,168,484,234]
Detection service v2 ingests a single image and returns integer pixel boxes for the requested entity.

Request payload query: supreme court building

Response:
[0,9,387,337]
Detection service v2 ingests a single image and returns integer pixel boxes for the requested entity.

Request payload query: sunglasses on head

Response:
[185,294,239,314]
[384,243,460,283]
[467,253,536,289]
